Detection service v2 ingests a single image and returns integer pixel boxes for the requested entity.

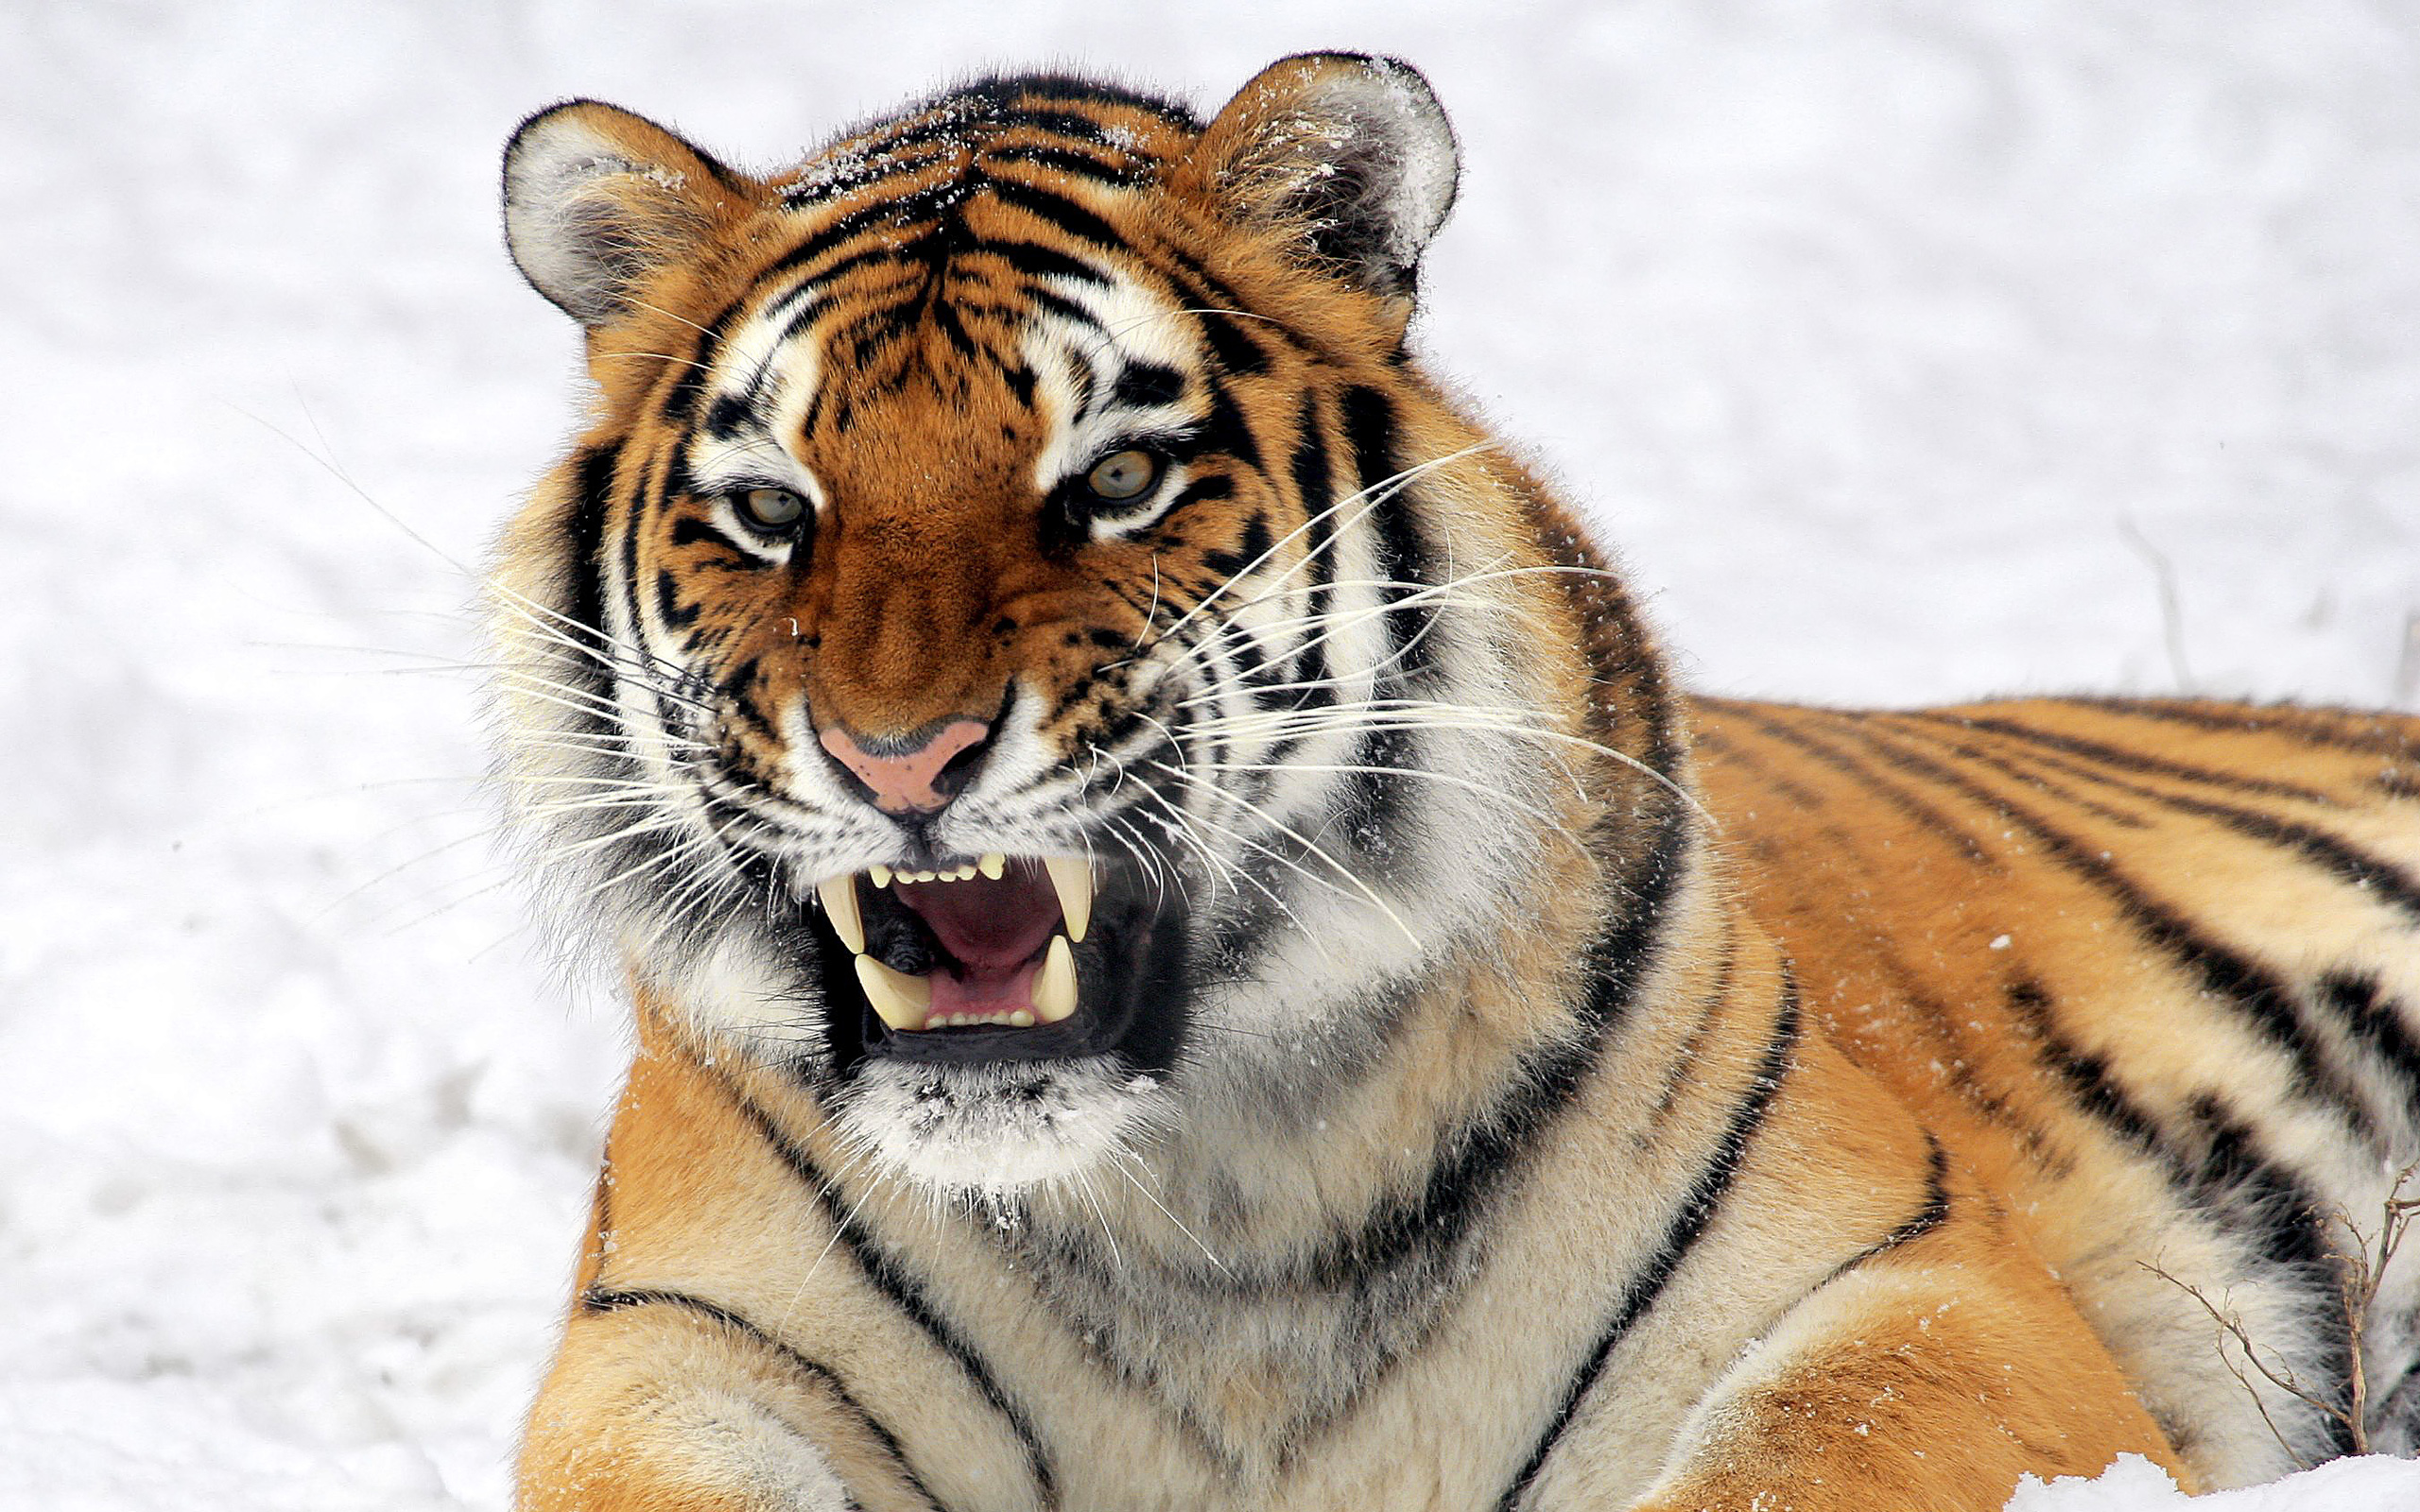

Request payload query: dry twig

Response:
[2144,1161,2419,1467]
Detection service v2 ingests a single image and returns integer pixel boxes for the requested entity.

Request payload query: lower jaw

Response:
[804,904,1189,1077]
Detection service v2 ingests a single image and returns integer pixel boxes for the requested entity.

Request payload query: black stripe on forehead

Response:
[764,180,975,284]
[982,179,1132,257]
[1112,361,1185,408]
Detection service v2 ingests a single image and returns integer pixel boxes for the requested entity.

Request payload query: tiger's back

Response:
[1695,695,2420,1476]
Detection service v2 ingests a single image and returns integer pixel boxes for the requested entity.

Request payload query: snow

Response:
[2009,1454,2420,1512]
[3,1,2412,1507]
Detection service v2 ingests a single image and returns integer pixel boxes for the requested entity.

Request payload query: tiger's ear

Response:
[1187,54,1459,320]
[502,100,758,330]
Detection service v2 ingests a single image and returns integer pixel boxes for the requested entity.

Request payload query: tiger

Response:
[488,52,2420,1512]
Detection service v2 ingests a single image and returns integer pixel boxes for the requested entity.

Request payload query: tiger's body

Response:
[491,56,2420,1511]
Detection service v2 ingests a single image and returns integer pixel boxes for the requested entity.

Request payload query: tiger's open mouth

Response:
[805,853,1180,1067]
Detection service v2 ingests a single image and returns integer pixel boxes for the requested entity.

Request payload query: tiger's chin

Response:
[832,1057,1178,1196]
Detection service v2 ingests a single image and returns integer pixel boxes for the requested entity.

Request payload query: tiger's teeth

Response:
[869,865,893,889]
[978,852,1007,880]
[817,875,865,954]
[855,954,930,1031]
[1034,935,1078,1023]
[1044,857,1093,943]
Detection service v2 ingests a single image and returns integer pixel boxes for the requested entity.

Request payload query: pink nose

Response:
[818,718,994,815]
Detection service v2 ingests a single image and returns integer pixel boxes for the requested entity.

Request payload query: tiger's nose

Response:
[817,718,994,816]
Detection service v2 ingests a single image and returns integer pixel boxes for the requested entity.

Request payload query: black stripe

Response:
[1914,712,2341,806]
[662,305,737,424]
[2318,972,2420,1123]
[1719,707,1998,868]
[1280,390,1340,721]
[717,1078,1059,1505]
[983,144,1138,185]
[654,569,700,630]
[1323,727,1415,865]
[957,74,1193,125]
[1025,285,1106,335]
[1193,308,1270,377]
[561,444,622,714]
[2182,1095,2333,1268]
[930,298,981,361]
[2115,782,2420,923]
[1870,1135,1952,1256]
[1811,1134,1955,1294]
[1112,360,1185,409]
[767,182,973,284]
[988,104,1127,146]
[550,441,630,744]
[1884,720,2150,830]
[983,179,1130,256]
[619,446,679,730]
[1340,387,1397,499]
[1197,376,1262,470]
[1341,386,1438,687]
[1913,716,2420,922]
[769,242,931,330]
[2076,697,2420,763]
[704,391,756,439]
[1497,980,1803,1510]
[717,658,782,745]
[971,238,1113,287]
[1307,789,1699,1294]
[1160,246,1305,369]
[1152,472,1232,524]
[2004,977,2172,1158]
[2169,1091,2356,1456]
[581,1286,943,1511]
[1194,501,1267,579]
[670,515,747,557]
[1644,922,1740,1130]
[1838,718,2382,1145]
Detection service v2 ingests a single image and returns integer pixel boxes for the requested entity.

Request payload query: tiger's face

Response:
[496,60,1577,1193]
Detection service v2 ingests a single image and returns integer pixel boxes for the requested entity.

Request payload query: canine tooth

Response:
[1034,935,1077,1023]
[869,865,892,888]
[1010,1009,1035,1028]
[978,852,1006,880]
[854,954,930,1031]
[817,875,865,954]
[1044,857,1092,942]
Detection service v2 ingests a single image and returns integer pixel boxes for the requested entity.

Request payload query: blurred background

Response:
[3,1,2414,1505]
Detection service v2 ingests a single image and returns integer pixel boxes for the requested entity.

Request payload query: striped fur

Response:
[490,56,2420,1511]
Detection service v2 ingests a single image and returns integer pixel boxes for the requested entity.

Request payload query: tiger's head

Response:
[493,56,1659,1195]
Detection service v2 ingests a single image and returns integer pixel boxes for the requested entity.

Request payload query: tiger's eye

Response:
[1085,449,1161,503]
[736,487,805,530]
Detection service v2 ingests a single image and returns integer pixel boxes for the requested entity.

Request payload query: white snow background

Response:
[3,1,2415,1507]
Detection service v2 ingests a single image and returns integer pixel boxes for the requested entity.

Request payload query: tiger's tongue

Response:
[894,871,1063,979]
